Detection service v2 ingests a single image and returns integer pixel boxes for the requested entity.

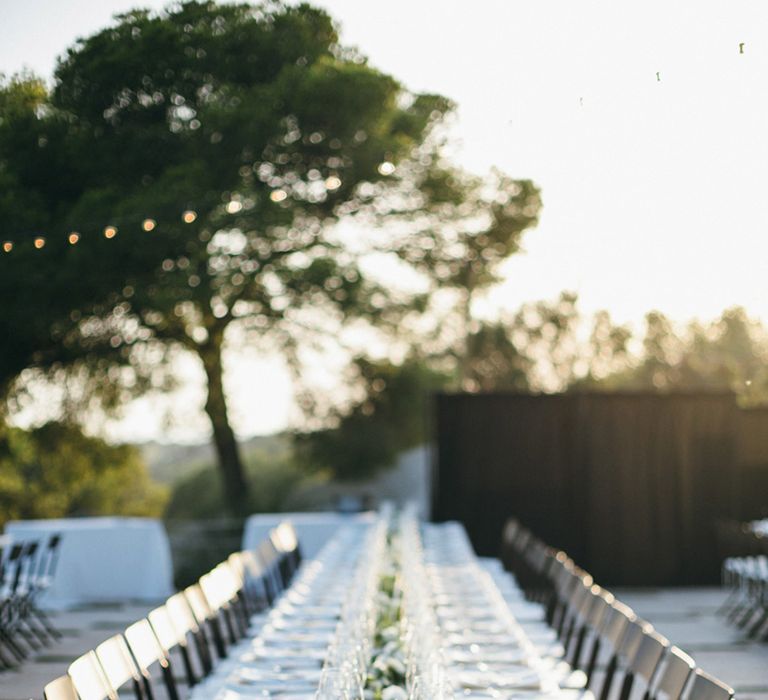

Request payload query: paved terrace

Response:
[616,587,768,700]
[0,589,766,700]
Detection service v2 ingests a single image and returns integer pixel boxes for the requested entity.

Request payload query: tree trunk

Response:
[198,335,250,516]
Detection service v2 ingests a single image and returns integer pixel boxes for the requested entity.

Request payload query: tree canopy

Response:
[0,422,166,526]
[0,1,542,512]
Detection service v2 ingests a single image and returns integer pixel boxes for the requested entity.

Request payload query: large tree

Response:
[1,2,447,512]
[0,2,542,512]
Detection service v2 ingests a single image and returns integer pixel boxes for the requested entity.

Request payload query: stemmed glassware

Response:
[201,503,555,700]
[315,514,388,700]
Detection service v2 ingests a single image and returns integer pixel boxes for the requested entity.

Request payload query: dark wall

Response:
[432,392,767,585]
[735,407,768,520]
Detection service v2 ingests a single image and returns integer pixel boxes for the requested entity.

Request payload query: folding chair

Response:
[199,565,248,646]
[581,590,617,687]
[165,592,213,678]
[236,550,278,622]
[686,669,734,700]
[184,584,227,661]
[525,538,559,604]
[95,634,145,700]
[271,522,302,582]
[596,602,639,700]
[546,551,574,627]
[559,572,594,655]
[255,538,285,599]
[3,542,44,654]
[0,537,25,668]
[124,618,181,700]
[551,558,580,636]
[44,675,79,700]
[15,538,61,647]
[618,628,669,700]
[648,646,694,700]
[149,604,200,687]
[29,533,63,641]
[569,585,613,678]
[69,649,115,700]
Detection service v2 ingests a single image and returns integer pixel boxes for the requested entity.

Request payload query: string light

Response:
[226,200,242,214]
[378,161,395,176]
[0,207,206,253]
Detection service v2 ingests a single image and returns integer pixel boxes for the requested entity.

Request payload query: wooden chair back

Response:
[68,650,114,700]
[95,635,141,696]
[652,646,695,700]
[43,675,79,700]
[687,669,735,700]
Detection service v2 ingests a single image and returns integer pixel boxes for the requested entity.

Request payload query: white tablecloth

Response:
[4,517,174,610]
[241,512,375,559]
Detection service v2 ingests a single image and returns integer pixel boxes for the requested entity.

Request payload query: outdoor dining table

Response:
[4,516,174,609]
[241,511,376,560]
[192,510,564,700]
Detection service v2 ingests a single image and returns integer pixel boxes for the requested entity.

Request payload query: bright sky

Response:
[2,1,767,441]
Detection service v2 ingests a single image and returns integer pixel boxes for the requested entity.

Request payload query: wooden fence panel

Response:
[432,392,753,585]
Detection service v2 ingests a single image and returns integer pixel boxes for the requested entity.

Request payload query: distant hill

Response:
[139,433,291,484]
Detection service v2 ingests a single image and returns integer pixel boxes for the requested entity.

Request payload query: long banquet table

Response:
[192,508,570,700]
[242,511,376,560]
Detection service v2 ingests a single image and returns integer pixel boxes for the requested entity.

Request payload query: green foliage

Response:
[598,306,768,403]
[0,422,167,527]
[0,2,542,509]
[0,1,471,512]
[462,321,532,392]
[459,296,768,403]
[395,165,541,294]
[301,300,768,482]
[164,440,320,518]
[296,357,450,480]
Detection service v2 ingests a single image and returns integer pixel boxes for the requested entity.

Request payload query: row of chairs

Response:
[500,519,736,700]
[43,522,301,700]
[0,533,62,670]
[719,555,768,640]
